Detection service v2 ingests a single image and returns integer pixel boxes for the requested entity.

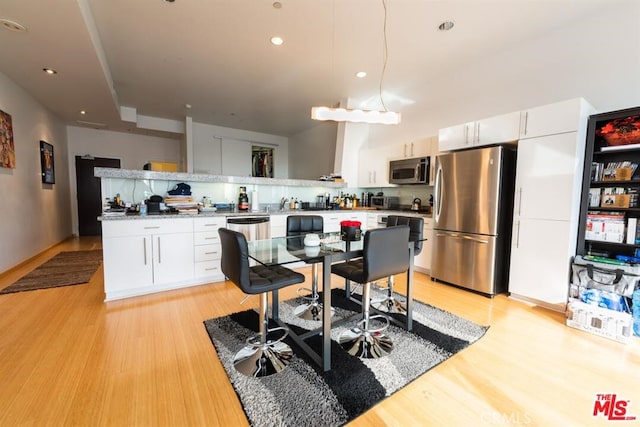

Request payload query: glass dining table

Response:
[246,232,415,372]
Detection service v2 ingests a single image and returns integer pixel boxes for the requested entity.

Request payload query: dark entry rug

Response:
[204,288,488,426]
[0,250,103,294]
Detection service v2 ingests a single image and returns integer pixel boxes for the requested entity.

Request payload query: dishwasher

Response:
[226,215,271,241]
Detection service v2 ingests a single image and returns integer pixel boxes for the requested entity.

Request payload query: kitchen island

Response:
[100,209,430,301]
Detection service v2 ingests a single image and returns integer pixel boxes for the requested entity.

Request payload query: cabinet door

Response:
[322,213,342,233]
[103,235,153,292]
[358,145,392,187]
[152,232,194,286]
[415,222,433,272]
[520,98,586,139]
[270,214,287,237]
[221,138,252,176]
[514,132,582,221]
[475,111,521,146]
[509,218,572,304]
[438,122,473,151]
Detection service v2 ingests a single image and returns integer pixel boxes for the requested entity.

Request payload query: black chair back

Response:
[218,227,253,294]
[286,215,324,236]
[386,215,424,256]
[362,225,410,283]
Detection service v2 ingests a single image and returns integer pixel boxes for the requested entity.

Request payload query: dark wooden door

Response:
[76,156,120,236]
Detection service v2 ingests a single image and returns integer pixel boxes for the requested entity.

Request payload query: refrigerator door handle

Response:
[436,231,488,244]
[461,235,489,244]
[434,164,444,222]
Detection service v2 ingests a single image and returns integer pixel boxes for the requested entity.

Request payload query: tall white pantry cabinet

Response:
[508,98,596,306]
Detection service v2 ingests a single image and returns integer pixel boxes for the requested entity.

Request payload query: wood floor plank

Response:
[0,236,638,426]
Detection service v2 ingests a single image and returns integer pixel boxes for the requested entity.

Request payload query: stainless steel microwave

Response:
[389,157,430,185]
[370,196,399,210]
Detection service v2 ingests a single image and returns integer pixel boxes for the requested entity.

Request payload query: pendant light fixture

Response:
[311,0,400,125]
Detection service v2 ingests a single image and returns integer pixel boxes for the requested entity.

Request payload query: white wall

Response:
[0,71,71,273]
[66,126,181,235]
[288,122,337,180]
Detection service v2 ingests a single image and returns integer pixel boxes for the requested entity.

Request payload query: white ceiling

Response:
[0,0,628,138]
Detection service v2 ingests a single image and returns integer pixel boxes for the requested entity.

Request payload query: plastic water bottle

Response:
[633,288,640,337]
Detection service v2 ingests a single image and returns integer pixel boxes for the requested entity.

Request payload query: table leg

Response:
[271,289,279,320]
[406,245,414,331]
[322,256,332,371]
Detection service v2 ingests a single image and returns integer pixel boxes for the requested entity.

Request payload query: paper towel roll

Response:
[251,190,259,212]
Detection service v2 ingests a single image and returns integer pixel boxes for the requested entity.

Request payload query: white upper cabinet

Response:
[389,138,431,160]
[519,98,591,140]
[438,111,521,151]
[358,145,393,187]
[438,122,475,151]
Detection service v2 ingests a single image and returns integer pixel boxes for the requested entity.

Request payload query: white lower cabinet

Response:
[509,218,572,305]
[415,218,433,273]
[102,218,195,301]
[270,214,287,237]
[193,217,226,281]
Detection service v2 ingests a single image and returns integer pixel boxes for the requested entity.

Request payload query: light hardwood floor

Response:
[0,236,638,426]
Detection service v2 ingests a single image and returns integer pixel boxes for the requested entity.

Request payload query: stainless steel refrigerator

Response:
[431,145,516,296]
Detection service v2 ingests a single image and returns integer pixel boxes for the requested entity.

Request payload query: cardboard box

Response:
[602,167,633,181]
[566,300,633,344]
[600,193,631,208]
[145,161,178,172]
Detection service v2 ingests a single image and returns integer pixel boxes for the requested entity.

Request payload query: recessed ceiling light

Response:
[42,67,57,75]
[438,21,454,32]
[80,110,87,115]
[272,2,282,9]
[356,71,367,79]
[270,36,284,46]
[0,18,27,32]
[184,103,192,109]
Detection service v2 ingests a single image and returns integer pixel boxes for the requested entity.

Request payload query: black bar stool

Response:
[218,228,305,377]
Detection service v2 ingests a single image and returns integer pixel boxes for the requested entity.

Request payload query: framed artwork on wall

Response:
[40,140,55,184]
[0,109,16,169]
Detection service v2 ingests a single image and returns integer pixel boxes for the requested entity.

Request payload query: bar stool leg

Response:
[233,293,293,377]
[371,275,406,314]
[294,263,334,321]
[339,282,393,359]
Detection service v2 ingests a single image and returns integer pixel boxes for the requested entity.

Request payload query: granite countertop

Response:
[100,209,432,221]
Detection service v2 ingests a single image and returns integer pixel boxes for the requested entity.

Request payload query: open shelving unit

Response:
[577,106,640,259]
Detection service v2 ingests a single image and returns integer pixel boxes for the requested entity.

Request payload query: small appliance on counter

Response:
[411,197,422,211]
[370,195,399,210]
[146,195,164,213]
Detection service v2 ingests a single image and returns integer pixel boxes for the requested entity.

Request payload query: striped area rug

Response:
[0,250,103,294]
[204,288,488,426]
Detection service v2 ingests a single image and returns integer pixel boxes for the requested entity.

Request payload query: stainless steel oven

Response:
[389,157,430,185]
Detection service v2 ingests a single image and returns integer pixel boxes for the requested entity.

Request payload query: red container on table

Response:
[340,220,362,241]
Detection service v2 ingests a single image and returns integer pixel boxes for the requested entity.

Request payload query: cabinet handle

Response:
[157,236,161,263]
[205,267,219,271]
[143,237,147,265]
[464,125,469,145]
[522,111,529,136]
[205,251,218,255]
[475,122,480,143]
[205,237,218,240]
[518,188,523,216]
[411,142,414,157]
[204,223,216,227]
[373,171,377,183]
[515,221,521,248]
[404,144,407,157]
[144,226,160,229]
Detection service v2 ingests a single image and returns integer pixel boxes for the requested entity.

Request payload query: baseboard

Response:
[509,293,566,313]
[0,236,72,277]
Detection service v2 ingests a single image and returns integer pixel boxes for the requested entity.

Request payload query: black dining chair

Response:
[372,215,424,314]
[218,228,305,377]
[286,215,332,321]
[331,225,410,358]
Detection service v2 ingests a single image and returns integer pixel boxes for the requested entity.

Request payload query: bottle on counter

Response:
[238,186,249,211]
